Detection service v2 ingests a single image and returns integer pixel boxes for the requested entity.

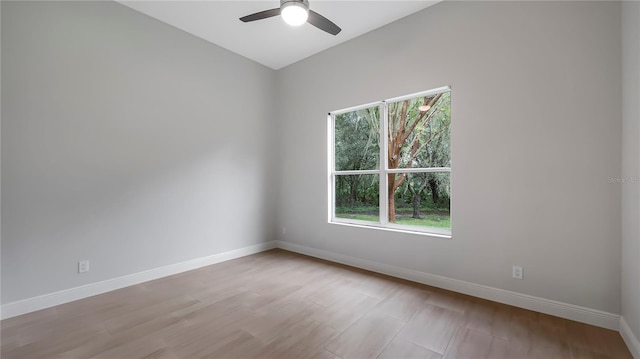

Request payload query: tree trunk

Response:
[407,180,421,219]
[412,193,421,219]
[429,178,439,205]
[350,177,358,206]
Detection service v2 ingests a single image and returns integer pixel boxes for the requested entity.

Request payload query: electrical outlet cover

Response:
[78,260,90,273]
[512,266,523,279]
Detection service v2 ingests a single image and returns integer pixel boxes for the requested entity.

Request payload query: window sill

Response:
[329,219,452,239]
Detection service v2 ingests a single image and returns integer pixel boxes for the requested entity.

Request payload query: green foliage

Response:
[334,174,379,207]
[334,107,379,171]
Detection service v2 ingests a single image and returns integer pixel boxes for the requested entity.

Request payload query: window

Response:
[329,86,451,236]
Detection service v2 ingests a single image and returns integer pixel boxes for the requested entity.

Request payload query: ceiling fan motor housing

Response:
[281,0,309,11]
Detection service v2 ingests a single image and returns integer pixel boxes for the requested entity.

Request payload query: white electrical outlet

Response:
[282,227,287,235]
[512,266,523,279]
[78,260,90,273]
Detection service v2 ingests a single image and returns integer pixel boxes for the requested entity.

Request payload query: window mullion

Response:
[334,170,380,175]
[387,167,451,174]
[328,113,335,222]
[380,102,389,227]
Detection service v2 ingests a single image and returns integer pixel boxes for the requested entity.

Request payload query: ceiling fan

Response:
[239,0,342,36]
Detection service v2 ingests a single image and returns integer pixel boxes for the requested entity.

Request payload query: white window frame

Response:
[328,86,451,238]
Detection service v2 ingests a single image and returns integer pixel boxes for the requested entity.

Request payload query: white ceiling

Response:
[117,1,440,70]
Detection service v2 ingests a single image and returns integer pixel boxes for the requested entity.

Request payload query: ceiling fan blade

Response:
[239,8,281,23]
[307,10,341,35]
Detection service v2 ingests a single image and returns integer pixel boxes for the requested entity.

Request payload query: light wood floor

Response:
[1,249,632,359]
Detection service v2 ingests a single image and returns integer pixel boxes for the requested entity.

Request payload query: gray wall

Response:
[1,1,278,303]
[276,1,622,313]
[622,0,640,342]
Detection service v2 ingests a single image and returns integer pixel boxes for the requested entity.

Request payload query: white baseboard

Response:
[0,241,277,320]
[275,240,620,331]
[621,317,640,359]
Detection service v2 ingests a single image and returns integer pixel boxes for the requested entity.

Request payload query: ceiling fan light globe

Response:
[281,2,308,26]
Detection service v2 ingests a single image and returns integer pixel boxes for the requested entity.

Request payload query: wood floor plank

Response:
[347,273,401,300]
[325,312,405,359]
[304,278,359,308]
[2,325,109,359]
[424,289,472,314]
[54,314,188,359]
[165,309,258,358]
[396,303,463,354]
[90,337,172,359]
[188,276,252,304]
[54,285,150,321]
[372,285,431,322]
[176,329,265,359]
[241,300,324,342]
[504,318,572,359]
[246,283,308,315]
[103,295,199,334]
[258,319,339,358]
[0,249,633,359]
[310,349,342,359]
[461,299,524,341]
[565,320,633,359]
[442,326,508,359]
[0,307,59,332]
[311,291,381,331]
[570,344,615,359]
[377,338,442,359]
[5,312,103,349]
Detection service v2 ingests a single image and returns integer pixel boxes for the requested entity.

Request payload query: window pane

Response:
[387,91,450,169]
[335,107,380,171]
[387,172,450,229]
[335,174,379,223]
